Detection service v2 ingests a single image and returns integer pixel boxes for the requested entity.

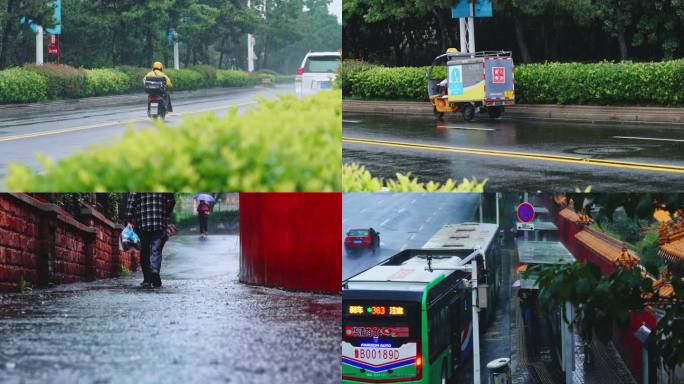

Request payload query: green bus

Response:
[342,249,479,384]
[341,223,501,384]
[421,223,502,328]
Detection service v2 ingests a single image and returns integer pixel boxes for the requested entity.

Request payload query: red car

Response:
[344,228,380,254]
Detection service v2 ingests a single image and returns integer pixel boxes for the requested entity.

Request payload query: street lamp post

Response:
[426,248,484,384]
[36,25,44,65]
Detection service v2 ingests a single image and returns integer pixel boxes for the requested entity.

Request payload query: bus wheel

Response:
[461,103,475,122]
[487,106,503,119]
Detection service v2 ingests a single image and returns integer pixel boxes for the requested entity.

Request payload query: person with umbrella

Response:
[194,194,215,237]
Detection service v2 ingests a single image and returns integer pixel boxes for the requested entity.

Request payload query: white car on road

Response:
[295,51,341,97]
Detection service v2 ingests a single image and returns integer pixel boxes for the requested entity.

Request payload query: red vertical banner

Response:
[239,193,341,293]
[48,34,59,55]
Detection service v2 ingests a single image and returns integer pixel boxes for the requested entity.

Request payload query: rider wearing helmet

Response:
[144,62,174,112]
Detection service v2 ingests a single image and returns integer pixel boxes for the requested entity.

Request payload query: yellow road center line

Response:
[343,137,684,174]
[0,101,256,143]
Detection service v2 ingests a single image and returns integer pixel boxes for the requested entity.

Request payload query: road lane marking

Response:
[0,101,255,143]
[342,136,684,174]
[380,217,391,226]
[343,119,362,123]
[613,136,684,143]
[443,125,496,132]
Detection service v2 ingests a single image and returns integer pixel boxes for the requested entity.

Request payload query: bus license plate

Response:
[342,342,418,372]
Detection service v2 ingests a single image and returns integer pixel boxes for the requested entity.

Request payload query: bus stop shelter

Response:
[517,240,574,288]
[516,240,576,383]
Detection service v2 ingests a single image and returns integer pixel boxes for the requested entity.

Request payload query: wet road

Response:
[343,113,684,191]
[342,192,481,280]
[0,235,340,384]
[0,85,293,184]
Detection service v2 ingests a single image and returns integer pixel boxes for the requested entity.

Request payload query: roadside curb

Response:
[343,100,684,126]
[0,86,276,120]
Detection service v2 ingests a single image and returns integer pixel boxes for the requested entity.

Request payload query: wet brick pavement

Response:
[0,235,341,384]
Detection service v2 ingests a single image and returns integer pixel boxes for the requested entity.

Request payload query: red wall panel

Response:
[239,193,341,293]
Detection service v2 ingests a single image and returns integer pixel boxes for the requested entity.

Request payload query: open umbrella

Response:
[195,193,215,203]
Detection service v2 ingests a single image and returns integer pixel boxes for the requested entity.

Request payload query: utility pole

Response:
[467,0,475,53]
[36,25,44,65]
[426,249,483,384]
[247,0,256,72]
[173,30,179,70]
[495,192,500,227]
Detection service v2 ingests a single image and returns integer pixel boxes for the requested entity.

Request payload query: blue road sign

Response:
[452,0,492,19]
[517,202,535,223]
[21,0,61,34]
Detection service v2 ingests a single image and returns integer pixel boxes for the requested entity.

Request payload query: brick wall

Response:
[0,194,138,292]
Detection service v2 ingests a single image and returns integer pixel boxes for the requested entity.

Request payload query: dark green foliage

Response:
[24,64,86,99]
[534,261,684,370]
[0,68,47,103]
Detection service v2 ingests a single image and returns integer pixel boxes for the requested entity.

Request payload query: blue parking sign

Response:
[448,66,463,96]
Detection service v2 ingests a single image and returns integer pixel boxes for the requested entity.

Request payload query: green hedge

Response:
[6,90,341,191]
[515,61,684,105]
[0,64,286,104]
[0,68,47,103]
[216,70,261,87]
[81,68,132,97]
[341,59,684,106]
[342,163,486,192]
[25,64,86,99]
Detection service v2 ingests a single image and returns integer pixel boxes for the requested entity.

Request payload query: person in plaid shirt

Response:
[126,193,176,288]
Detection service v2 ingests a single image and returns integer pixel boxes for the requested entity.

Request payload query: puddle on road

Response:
[566,145,648,156]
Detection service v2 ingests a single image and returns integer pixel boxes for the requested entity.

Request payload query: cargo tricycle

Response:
[427,50,515,121]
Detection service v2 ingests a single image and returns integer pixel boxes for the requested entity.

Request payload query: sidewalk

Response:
[343,99,684,126]
[0,235,340,384]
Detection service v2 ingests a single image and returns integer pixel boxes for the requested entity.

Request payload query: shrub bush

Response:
[336,59,376,95]
[342,163,486,192]
[342,59,684,106]
[515,60,684,106]
[165,68,204,91]
[189,64,217,87]
[274,75,295,83]
[6,91,342,191]
[25,64,86,99]
[116,65,150,92]
[81,68,131,97]
[0,68,47,103]
[0,65,280,104]
[216,70,260,87]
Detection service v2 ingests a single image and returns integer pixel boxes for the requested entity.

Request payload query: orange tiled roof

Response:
[659,238,684,262]
[575,228,640,266]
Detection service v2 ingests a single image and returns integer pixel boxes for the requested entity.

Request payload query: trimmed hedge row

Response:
[6,90,341,192]
[341,59,684,106]
[0,64,291,104]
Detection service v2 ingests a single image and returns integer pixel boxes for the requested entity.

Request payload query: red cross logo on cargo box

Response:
[492,67,505,84]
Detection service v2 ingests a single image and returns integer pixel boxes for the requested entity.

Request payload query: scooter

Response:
[147,94,167,120]
[144,77,168,120]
